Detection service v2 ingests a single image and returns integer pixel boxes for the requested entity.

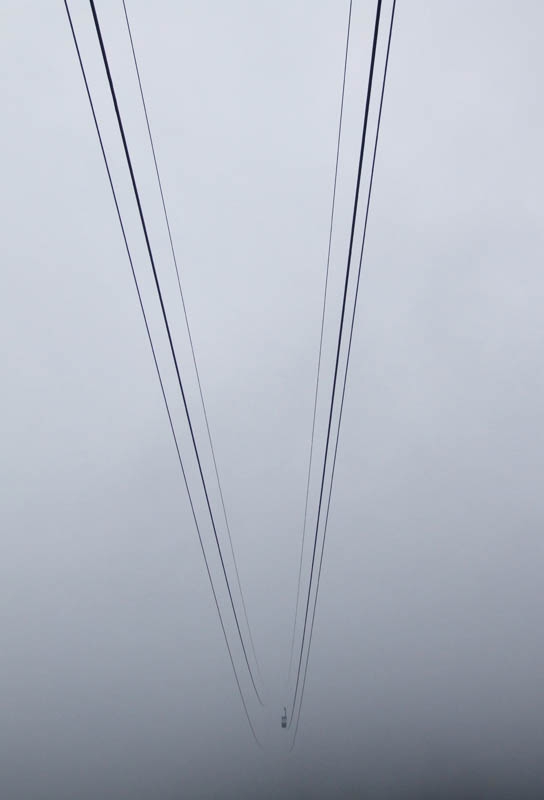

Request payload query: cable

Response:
[287,0,353,691]
[120,0,262,686]
[288,0,383,730]
[63,0,261,745]
[289,0,397,748]
[87,0,263,706]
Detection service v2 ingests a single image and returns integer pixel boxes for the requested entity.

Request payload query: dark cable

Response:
[120,0,262,686]
[288,0,383,729]
[290,0,397,748]
[87,0,263,706]
[287,0,353,690]
[63,0,261,745]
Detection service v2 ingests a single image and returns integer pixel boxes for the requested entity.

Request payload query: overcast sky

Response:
[1,1,544,798]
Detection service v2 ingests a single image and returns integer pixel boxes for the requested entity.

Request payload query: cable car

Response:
[281,707,287,729]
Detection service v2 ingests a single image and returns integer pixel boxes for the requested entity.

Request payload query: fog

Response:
[1,1,543,798]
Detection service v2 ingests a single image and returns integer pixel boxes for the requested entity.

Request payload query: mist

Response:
[1,1,543,798]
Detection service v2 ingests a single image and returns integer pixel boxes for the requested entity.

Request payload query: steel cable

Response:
[287,0,353,692]
[289,0,397,748]
[63,0,261,744]
[288,0,383,730]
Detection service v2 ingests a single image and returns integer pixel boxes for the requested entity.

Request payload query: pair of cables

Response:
[63,0,262,743]
[65,0,397,748]
[286,0,397,747]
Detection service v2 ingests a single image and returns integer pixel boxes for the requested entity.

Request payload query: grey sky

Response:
[1,1,543,798]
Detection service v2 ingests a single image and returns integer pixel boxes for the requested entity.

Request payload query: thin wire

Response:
[63,0,261,745]
[287,0,353,692]
[120,0,262,687]
[88,0,263,706]
[290,0,397,749]
[288,0,383,729]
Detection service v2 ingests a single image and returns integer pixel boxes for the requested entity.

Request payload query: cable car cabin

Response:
[281,707,287,729]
